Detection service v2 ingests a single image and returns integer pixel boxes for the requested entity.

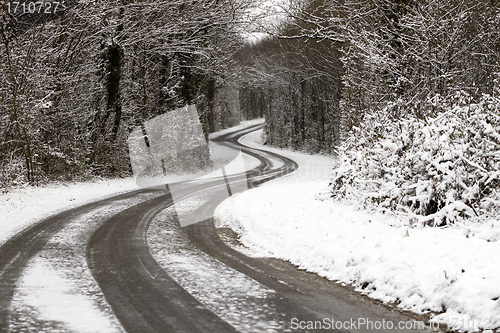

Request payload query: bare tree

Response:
[0,0,251,186]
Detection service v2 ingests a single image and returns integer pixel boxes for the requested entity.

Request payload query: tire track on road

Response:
[84,125,324,333]
[0,189,159,332]
[87,193,239,333]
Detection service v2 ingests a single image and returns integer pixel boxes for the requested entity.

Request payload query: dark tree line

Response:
[236,2,344,154]
[1,0,252,187]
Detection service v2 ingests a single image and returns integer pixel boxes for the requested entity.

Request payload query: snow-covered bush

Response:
[332,93,500,227]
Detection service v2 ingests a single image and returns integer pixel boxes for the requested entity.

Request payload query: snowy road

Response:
[0,124,435,332]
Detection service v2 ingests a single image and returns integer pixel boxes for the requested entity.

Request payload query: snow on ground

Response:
[13,259,121,333]
[215,129,500,332]
[0,178,138,247]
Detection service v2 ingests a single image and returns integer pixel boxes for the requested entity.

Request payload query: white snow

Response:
[14,259,121,333]
[0,178,138,247]
[214,128,500,332]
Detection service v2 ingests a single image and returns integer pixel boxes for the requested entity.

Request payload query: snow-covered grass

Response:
[0,178,138,247]
[215,126,500,332]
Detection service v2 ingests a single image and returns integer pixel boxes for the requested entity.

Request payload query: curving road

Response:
[0,124,434,333]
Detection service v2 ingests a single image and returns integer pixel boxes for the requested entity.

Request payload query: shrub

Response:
[331,93,500,226]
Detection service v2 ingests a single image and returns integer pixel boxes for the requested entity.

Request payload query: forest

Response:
[1,0,250,187]
[2,0,500,225]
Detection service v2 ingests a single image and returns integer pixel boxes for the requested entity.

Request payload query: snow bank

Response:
[216,182,500,331]
[215,124,500,332]
[14,258,122,333]
[0,178,138,247]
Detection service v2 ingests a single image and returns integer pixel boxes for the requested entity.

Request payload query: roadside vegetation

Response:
[238,0,500,227]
